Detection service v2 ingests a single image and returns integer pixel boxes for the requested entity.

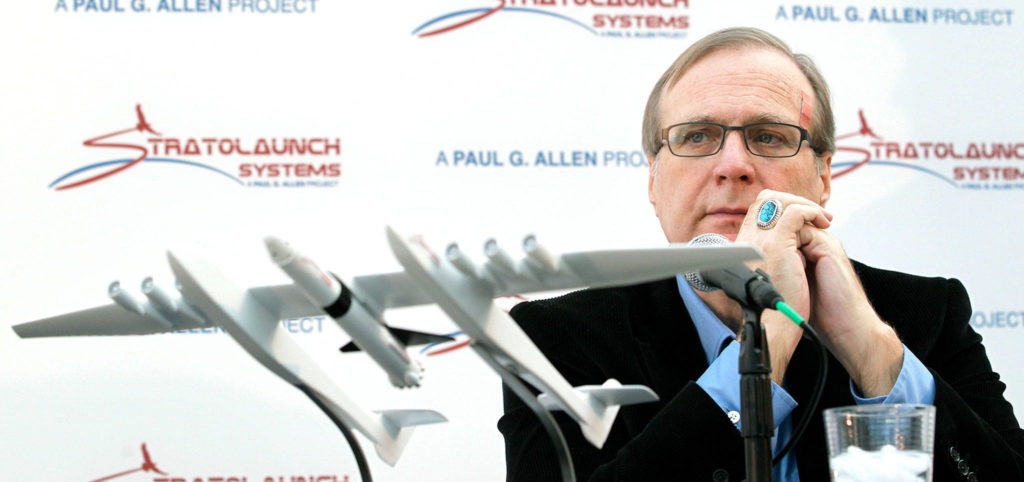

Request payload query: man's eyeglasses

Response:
[661,122,819,158]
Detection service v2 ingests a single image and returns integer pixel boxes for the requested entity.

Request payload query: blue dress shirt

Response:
[676,275,936,481]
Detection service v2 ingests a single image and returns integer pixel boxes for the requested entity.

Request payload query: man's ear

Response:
[648,154,659,215]
[818,151,832,206]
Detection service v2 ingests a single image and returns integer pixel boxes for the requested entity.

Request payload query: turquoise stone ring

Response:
[756,199,783,230]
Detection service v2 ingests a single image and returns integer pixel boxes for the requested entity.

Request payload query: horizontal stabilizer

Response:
[373,409,448,466]
[537,382,659,412]
[536,379,659,449]
[378,408,448,434]
[576,385,660,407]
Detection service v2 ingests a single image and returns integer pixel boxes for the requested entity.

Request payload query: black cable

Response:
[772,322,828,465]
[297,384,374,482]
[472,344,576,482]
[503,372,577,482]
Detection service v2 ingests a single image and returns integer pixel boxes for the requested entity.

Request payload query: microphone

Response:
[684,233,784,311]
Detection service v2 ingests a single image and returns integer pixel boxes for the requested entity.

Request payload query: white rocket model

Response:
[265,236,450,389]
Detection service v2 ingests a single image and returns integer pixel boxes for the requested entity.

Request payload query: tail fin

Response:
[536,379,658,448]
[373,409,448,466]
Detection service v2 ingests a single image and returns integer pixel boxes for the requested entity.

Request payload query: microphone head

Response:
[684,233,730,292]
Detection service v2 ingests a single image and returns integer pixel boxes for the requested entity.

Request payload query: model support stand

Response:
[473,343,576,482]
[740,305,774,482]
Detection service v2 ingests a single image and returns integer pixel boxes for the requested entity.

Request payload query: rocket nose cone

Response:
[263,236,295,265]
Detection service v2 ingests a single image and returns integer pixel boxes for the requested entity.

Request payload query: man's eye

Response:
[754,133,780,144]
[687,132,707,143]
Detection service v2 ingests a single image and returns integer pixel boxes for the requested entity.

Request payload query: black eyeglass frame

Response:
[660,121,821,158]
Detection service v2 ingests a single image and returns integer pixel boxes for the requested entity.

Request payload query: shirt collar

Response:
[676,274,736,366]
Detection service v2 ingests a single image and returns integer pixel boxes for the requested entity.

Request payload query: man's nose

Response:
[713,130,755,183]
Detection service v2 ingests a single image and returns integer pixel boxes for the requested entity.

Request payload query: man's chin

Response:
[691,222,741,242]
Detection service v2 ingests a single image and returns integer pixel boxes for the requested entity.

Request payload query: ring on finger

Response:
[756,199,783,230]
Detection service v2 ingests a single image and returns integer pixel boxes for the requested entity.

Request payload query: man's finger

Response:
[774,203,831,231]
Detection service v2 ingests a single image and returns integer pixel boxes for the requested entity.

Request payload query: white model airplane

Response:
[12,248,447,466]
[382,226,761,448]
[12,227,761,456]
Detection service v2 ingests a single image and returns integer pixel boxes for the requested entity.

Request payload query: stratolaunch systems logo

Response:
[49,104,341,190]
[832,110,1024,190]
[413,0,690,39]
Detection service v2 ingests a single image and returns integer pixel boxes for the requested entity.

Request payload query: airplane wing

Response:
[13,280,323,339]
[267,233,762,314]
[305,234,762,313]
[544,244,762,291]
[436,233,763,299]
[12,304,196,338]
[11,275,432,340]
[246,283,323,320]
[349,271,435,314]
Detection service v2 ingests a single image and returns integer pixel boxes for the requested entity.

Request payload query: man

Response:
[499,27,1024,481]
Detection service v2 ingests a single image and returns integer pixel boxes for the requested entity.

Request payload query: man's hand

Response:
[732,189,831,384]
[698,189,903,393]
[798,225,904,397]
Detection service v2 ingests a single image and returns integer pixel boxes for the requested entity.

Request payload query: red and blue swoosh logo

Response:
[412,1,596,37]
[830,110,956,187]
[49,104,241,190]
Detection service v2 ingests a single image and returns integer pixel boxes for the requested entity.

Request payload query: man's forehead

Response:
[661,48,810,125]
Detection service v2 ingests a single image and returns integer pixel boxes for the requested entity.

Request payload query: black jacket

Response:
[499,261,1024,481]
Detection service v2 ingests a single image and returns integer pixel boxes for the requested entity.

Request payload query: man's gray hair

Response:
[642,27,835,174]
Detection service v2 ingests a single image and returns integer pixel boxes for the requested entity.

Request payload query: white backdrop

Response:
[2,1,1022,480]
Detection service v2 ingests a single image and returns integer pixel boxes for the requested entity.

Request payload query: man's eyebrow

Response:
[684,115,717,124]
[747,113,793,124]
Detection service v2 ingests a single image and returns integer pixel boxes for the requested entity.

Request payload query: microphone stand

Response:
[739,304,773,482]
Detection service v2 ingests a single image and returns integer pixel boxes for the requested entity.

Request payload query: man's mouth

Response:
[705,207,748,218]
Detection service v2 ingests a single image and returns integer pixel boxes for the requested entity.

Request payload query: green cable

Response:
[775,300,805,326]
